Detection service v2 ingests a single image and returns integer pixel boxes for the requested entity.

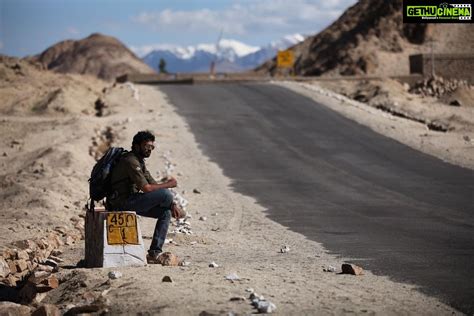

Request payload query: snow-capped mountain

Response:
[140,34,304,73]
[236,34,305,69]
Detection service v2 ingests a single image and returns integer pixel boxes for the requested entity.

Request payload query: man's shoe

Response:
[146,251,162,264]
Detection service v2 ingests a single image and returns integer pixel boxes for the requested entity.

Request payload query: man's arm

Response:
[124,156,177,193]
[141,176,177,193]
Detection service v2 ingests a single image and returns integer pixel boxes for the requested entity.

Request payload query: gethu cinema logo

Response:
[407,4,471,19]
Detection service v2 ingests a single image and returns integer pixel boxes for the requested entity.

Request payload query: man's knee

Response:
[157,189,174,208]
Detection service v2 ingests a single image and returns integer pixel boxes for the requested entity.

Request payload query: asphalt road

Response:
[160,83,474,314]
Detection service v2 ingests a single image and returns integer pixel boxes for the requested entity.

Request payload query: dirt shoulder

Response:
[0,66,461,314]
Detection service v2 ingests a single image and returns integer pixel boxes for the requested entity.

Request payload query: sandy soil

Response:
[0,60,463,314]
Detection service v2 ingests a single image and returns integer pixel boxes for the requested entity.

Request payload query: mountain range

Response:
[140,34,305,73]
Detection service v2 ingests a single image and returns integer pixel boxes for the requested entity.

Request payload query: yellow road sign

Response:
[106,212,139,245]
[277,50,294,68]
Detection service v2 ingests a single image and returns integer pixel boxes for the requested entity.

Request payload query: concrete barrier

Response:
[85,210,147,268]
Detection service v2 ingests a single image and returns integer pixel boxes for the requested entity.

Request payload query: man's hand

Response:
[141,176,177,192]
[171,202,186,219]
[164,176,177,188]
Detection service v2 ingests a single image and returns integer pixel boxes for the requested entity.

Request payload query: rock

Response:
[162,275,173,283]
[108,271,122,279]
[43,259,59,270]
[179,261,191,267]
[225,273,240,281]
[199,216,207,221]
[245,288,254,293]
[65,236,75,245]
[14,259,29,273]
[82,291,99,304]
[156,252,181,266]
[427,121,449,132]
[33,292,48,304]
[193,188,201,194]
[50,249,63,257]
[208,261,219,268]
[36,265,54,273]
[449,99,461,106]
[48,256,63,263]
[341,263,364,275]
[94,98,107,117]
[32,304,60,316]
[53,226,68,235]
[64,303,105,315]
[323,265,337,272]
[257,301,277,313]
[31,271,51,279]
[463,135,471,142]
[8,261,17,273]
[3,248,18,260]
[12,240,37,251]
[0,302,31,316]
[280,246,290,253]
[35,275,59,292]
[249,293,264,301]
[0,257,10,278]
[5,274,19,287]
[229,296,246,301]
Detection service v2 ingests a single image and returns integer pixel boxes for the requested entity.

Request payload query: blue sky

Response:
[0,0,356,57]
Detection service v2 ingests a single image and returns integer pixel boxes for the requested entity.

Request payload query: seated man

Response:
[106,130,183,263]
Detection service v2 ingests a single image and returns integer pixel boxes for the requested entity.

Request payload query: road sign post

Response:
[277,50,295,77]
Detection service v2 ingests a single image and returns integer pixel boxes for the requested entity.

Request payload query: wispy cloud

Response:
[67,27,80,35]
[132,0,356,36]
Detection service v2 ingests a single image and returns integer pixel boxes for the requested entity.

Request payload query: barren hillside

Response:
[29,33,155,81]
[257,0,474,77]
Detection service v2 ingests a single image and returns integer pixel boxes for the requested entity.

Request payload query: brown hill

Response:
[0,55,104,115]
[30,33,155,80]
[257,0,474,77]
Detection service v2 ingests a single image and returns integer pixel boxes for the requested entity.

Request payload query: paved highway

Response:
[160,83,474,314]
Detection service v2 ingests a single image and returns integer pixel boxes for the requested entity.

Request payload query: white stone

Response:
[108,271,122,279]
[0,257,10,278]
[209,261,219,268]
[257,301,276,313]
[225,273,240,281]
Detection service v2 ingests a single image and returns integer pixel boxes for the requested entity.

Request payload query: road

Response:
[160,83,474,314]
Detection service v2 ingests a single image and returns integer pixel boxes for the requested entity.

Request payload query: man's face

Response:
[139,140,155,158]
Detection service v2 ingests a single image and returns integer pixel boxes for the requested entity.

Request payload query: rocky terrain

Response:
[0,56,463,314]
[29,33,155,81]
[256,0,474,77]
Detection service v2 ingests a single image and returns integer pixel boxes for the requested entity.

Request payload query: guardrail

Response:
[116,73,424,86]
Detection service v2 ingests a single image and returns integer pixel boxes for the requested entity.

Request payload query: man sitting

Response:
[106,130,183,263]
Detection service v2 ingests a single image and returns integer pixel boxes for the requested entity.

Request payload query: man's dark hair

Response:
[132,130,155,146]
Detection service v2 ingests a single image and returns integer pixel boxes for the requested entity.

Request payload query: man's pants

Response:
[123,189,173,255]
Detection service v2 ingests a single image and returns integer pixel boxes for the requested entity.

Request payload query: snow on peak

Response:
[218,39,260,57]
[268,33,305,49]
